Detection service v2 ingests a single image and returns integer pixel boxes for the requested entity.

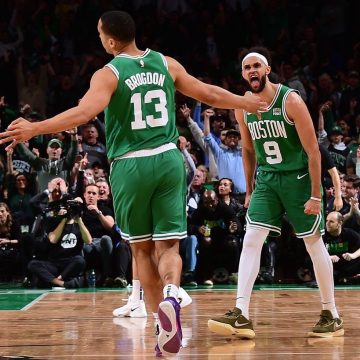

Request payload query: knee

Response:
[100,236,113,251]
[155,239,179,259]
[28,259,39,272]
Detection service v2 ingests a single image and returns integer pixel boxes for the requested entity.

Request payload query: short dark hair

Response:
[100,11,136,43]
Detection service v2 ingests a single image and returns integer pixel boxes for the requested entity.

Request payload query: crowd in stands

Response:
[1,0,360,287]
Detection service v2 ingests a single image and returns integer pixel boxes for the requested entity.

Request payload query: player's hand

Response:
[242,91,267,115]
[330,255,340,263]
[244,193,252,208]
[0,117,37,151]
[304,198,321,215]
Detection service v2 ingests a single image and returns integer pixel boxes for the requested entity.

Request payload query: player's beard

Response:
[248,74,267,93]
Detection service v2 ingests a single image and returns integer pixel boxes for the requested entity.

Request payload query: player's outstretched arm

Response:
[167,56,267,114]
[0,67,117,150]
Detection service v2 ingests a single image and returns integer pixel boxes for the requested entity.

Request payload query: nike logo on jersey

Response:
[234,320,249,327]
[297,173,308,180]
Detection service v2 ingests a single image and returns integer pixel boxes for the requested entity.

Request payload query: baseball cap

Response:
[210,114,226,123]
[330,126,343,135]
[48,139,63,148]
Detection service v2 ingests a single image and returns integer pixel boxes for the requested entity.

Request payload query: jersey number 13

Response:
[130,90,169,129]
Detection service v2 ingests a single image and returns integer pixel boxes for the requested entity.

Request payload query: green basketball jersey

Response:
[104,49,178,159]
[244,84,308,172]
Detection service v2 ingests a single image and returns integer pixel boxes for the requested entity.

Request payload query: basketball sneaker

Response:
[157,297,182,355]
[112,295,147,318]
[308,310,344,338]
[208,307,255,339]
[178,287,192,308]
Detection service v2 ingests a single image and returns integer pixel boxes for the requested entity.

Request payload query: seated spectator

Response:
[188,189,240,285]
[92,161,107,181]
[304,212,360,284]
[81,184,115,286]
[331,175,360,232]
[95,177,114,214]
[180,169,206,286]
[326,211,360,282]
[29,177,75,263]
[215,177,275,283]
[0,202,22,282]
[28,207,92,289]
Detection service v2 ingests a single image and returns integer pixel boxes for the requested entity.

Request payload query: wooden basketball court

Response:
[0,285,358,359]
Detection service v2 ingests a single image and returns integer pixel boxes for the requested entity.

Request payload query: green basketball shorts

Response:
[110,148,187,243]
[246,169,324,238]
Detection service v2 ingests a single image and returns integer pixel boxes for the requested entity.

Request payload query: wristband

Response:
[310,197,321,202]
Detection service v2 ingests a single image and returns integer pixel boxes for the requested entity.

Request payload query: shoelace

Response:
[316,315,331,326]
[225,309,238,317]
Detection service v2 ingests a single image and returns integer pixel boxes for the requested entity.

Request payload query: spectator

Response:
[29,177,74,262]
[325,211,360,283]
[339,71,360,117]
[5,149,37,233]
[95,177,113,214]
[15,130,78,192]
[80,123,107,169]
[0,202,22,282]
[319,119,350,174]
[280,61,307,102]
[304,212,360,285]
[180,169,205,287]
[189,189,240,285]
[346,143,360,176]
[28,206,92,289]
[180,103,218,181]
[81,184,114,286]
[204,109,246,194]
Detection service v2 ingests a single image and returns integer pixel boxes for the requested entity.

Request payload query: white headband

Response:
[242,52,269,68]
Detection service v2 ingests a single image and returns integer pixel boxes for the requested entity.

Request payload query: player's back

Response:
[105,49,178,160]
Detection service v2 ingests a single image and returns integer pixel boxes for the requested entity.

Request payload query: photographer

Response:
[29,177,77,261]
[27,202,92,289]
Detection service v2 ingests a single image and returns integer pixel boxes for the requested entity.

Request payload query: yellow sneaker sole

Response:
[307,328,344,338]
[207,320,256,339]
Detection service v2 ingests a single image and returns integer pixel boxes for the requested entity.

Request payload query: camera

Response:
[45,197,83,219]
[65,199,83,219]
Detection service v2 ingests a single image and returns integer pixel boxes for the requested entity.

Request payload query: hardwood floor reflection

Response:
[0,287,358,359]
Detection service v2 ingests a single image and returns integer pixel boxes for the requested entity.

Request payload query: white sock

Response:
[132,279,141,302]
[163,284,179,299]
[153,312,158,320]
[303,234,339,318]
[235,227,269,319]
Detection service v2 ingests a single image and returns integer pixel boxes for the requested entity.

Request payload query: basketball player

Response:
[0,11,266,356]
[208,47,344,339]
